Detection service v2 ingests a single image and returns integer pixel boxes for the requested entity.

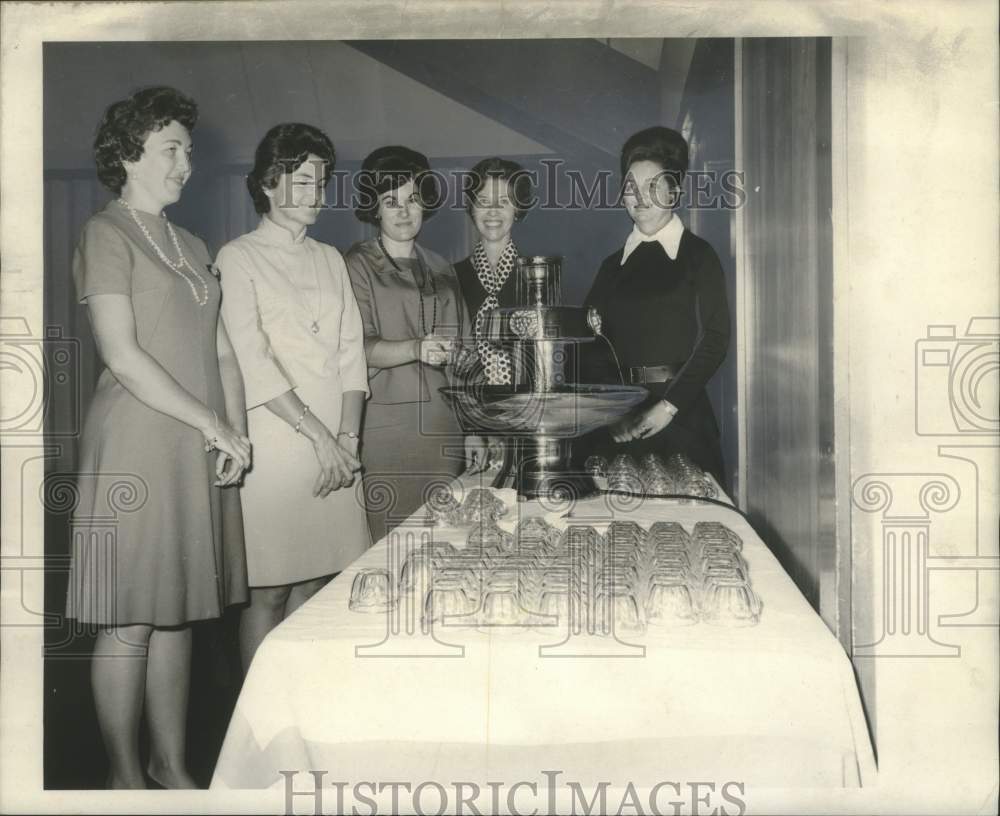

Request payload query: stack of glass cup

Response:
[583,452,718,500]
[593,521,648,634]
[640,453,674,495]
[663,453,718,499]
[370,517,761,631]
[644,522,700,626]
[349,567,398,612]
[584,455,608,480]
[691,521,761,626]
[606,454,644,494]
[426,485,510,527]
[528,524,597,634]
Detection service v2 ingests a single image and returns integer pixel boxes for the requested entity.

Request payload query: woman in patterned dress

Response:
[452,157,535,387]
[66,87,251,789]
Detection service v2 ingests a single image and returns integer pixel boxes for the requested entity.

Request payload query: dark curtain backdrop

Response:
[740,38,834,613]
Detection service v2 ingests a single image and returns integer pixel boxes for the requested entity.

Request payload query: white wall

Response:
[843,8,999,811]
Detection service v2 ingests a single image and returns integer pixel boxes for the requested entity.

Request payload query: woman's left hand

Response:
[610,401,676,443]
[330,437,362,491]
[214,418,251,486]
[336,434,362,489]
[215,449,250,487]
[465,435,490,474]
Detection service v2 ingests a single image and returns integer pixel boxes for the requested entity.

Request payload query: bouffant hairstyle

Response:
[94,86,198,194]
[619,126,689,197]
[464,157,534,222]
[354,145,442,225]
[246,123,337,215]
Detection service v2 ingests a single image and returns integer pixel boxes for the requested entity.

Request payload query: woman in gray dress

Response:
[66,87,251,788]
[345,145,485,543]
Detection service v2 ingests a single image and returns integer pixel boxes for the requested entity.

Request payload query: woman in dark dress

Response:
[453,157,534,385]
[581,126,730,484]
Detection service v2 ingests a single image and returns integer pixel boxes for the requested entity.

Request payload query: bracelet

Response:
[204,409,219,452]
[338,431,359,440]
[294,404,311,434]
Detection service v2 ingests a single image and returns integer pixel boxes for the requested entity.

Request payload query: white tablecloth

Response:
[212,478,876,803]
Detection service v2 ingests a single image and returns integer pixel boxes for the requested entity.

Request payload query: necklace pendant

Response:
[310,321,320,334]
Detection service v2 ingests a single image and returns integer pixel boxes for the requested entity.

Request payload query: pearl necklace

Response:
[117,198,209,306]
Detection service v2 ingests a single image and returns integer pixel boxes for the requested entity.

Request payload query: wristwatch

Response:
[338,431,360,440]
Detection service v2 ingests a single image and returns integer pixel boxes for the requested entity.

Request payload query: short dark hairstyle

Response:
[94,86,198,194]
[246,123,336,214]
[620,126,689,190]
[354,145,442,225]
[464,157,534,222]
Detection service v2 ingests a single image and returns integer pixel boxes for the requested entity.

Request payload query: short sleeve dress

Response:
[65,199,249,627]
[217,217,372,587]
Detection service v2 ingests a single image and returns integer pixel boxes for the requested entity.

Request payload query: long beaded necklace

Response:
[117,198,208,306]
[302,253,323,334]
[377,233,438,335]
[273,221,324,334]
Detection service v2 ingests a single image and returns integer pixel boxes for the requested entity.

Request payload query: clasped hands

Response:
[610,400,677,443]
[311,430,361,498]
[203,418,252,487]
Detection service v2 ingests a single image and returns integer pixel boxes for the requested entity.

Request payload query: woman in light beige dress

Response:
[217,123,370,670]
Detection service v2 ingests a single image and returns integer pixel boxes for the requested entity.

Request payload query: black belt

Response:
[626,364,681,385]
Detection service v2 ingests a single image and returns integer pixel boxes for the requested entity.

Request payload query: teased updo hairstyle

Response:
[464,157,534,222]
[94,86,198,194]
[354,145,442,225]
[246,123,336,215]
[619,126,689,204]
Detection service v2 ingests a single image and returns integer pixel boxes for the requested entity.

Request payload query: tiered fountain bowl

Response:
[442,256,648,501]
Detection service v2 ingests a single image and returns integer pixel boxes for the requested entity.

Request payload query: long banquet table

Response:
[212,476,876,805]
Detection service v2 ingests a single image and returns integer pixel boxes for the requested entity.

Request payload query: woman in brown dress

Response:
[65,87,251,788]
[345,145,484,543]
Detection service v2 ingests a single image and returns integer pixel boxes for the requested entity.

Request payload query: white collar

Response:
[620,215,685,265]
